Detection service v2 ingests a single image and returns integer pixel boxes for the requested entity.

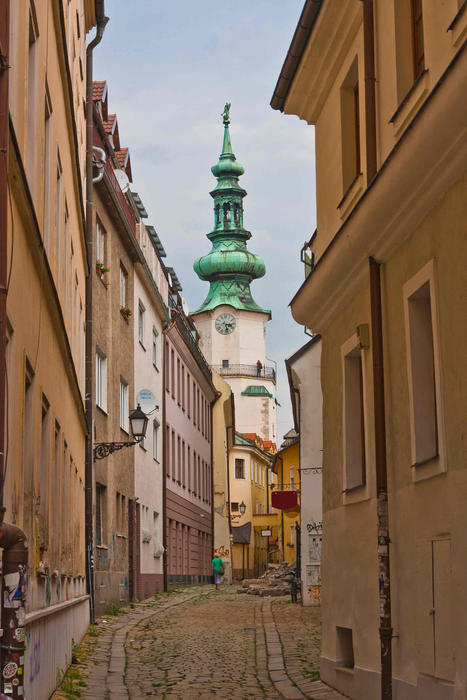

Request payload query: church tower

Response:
[191,105,276,442]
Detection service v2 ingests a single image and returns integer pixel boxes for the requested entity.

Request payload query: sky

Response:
[95,0,317,442]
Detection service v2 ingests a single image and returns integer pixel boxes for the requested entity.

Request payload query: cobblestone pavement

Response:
[55,585,347,699]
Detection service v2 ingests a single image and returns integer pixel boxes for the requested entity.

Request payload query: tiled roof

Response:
[104,114,116,134]
[115,148,128,167]
[92,80,106,101]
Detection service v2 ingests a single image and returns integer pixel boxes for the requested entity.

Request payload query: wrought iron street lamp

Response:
[230,501,246,520]
[93,404,149,460]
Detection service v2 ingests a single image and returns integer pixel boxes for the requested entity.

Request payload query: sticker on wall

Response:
[12,678,19,686]
[3,573,21,608]
[3,682,12,693]
[3,662,18,679]
[13,628,25,643]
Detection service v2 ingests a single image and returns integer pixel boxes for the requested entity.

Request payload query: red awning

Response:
[271,490,298,510]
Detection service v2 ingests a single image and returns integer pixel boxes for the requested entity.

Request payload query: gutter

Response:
[270,0,323,112]
[85,0,109,625]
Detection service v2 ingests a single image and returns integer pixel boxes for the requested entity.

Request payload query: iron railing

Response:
[213,364,276,382]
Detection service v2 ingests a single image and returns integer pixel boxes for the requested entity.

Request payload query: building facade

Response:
[286,336,323,606]
[272,433,301,567]
[273,1,466,697]
[132,218,169,598]
[91,82,140,614]
[163,294,217,587]
[2,1,99,696]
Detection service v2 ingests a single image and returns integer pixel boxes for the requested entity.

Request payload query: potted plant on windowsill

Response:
[96,261,110,277]
[120,306,132,320]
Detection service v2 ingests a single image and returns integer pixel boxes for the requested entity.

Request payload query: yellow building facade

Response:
[273,1,467,698]
[4,1,99,697]
[272,434,300,566]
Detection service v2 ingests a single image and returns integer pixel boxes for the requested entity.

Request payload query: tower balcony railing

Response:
[213,363,276,382]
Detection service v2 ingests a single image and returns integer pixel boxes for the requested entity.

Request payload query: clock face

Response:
[215,313,236,335]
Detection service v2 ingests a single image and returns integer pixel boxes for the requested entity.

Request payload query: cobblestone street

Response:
[55,586,346,699]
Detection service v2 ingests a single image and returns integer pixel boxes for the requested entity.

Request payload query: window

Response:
[290,524,295,547]
[42,84,52,248]
[96,483,105,546]
[95,351,108,412]
[290,468,295,490]
[394,0,426,103]
[171,349,175,398]
[120,264,127,308]
[222,359,229,368]
[56,154,63,282]
[411,0,425,80]
[231,502,239,512]
[138,301,145,346]
[22,359,35,536]
[182,440,186,487]
[177,358,181,405]
[152,327,158,367]
[153,420,159,461]
[153,512,160,557]
[27,2,39,182]
[187,374,191,418]
[96,219,106,265]
[235,458,245,479]
[39,393,50,547]
[342,339,366,491]
[120,380,129,432]
[404,262,440,466]
[336,627,354,669]
[181,365,185,410]
[340,57,361,193]
[187,446,191,491]
[165,425,170,476]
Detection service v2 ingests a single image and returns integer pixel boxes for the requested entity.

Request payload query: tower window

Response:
[223,202,231,222]
[215,204,220,225]
[234,203,240,224]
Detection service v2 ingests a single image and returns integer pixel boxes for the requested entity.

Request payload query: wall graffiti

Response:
[214,545,230,558]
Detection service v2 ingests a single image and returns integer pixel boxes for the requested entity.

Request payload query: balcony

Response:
[213,364,276,382]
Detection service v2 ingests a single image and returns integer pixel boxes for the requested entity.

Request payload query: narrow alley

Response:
[55,586,346,699]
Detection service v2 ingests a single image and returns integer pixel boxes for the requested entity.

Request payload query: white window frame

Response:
[138,300,145,346]
[152,326,159,368]
[96,218,106,264]
[153,420,159,462]
[95,350,107,412]
[341,333,368,499]
[403,259,444,480]
[119,264,127,308]
[120,379,129,432]
[96,483,105,546]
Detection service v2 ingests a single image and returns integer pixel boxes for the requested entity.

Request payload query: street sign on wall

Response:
[261,529,272,537]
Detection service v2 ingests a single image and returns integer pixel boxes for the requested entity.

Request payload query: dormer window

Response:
[223,202,231,223]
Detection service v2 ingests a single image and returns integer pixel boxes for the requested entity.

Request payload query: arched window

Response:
[234,203,240,224]
[215,204,220,225]
[223,202,231,223]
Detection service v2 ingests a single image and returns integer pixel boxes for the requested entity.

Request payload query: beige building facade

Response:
[273,1,466,698]
[3,1,99,696]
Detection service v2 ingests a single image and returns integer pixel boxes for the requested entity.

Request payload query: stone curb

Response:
[83,590,213,699]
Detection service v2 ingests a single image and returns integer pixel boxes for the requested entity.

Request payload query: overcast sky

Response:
[95,0,317,442]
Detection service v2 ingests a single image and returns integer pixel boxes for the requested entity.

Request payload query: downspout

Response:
[225,422,234,577]
[161,328,168,591]
[279,456,285,561]
[362,0,377,182]
[369,257,392,699]
[85,1,108,624]
[0,4,29,697]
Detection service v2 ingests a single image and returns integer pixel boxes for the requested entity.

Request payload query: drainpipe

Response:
[0,4,29,697]
[278,455,285,561]
[225,421,234,578]
[369,257,392,699]
[161,329,168,592]
[85,1,108,624]
[362,0,377,182]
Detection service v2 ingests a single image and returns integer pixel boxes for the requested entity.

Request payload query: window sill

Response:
[96,545,108,550]
[153,363,159,372]
[96,272,108,289]
[116,533,127,539]
[139,340,146,351]
[337,172,364,220]
[336,666,354,676]
[120,427,129,437]
[153,458,160,464]
[448,2,467,47]
[411,453,445,483]
[96,404,108,416]
[389,69,429,138]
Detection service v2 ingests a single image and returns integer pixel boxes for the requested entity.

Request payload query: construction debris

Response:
[237,562,297,597]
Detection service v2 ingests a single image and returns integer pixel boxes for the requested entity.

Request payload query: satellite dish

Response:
[114,168,130,193]
[181,297,189,315]
[136,389,158,414]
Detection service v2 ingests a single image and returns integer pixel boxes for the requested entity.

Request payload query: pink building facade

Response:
[163,307,216,587]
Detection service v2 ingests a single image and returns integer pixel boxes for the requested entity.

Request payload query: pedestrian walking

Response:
[256,359,262,376]
[211,555,224,590]
[289,570,298,604]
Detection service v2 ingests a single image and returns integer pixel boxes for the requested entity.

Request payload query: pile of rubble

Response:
[237,562,296,597]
